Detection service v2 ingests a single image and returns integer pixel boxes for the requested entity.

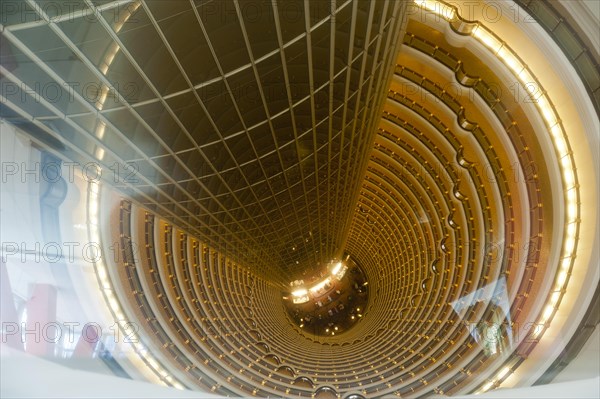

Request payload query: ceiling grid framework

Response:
[2,0,407,283]
[1,0,598,398]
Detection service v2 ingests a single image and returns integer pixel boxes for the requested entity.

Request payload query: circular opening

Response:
[283,255,369,337]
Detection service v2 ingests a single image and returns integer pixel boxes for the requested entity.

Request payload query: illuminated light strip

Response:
[87,180,184,390]
[473,362,518,395]
[331,262,342,276]
[309,278,331,293]
[413,0,456,20]
[292,289,308,297]
[412,0,580,394]
[84,0,185,391]
[289,261,345,297]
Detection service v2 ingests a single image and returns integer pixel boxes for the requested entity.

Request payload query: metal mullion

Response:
[0,89,219,243]
[9,4,250,258]
[338,0,394,256]
[189,1,301,280]
[140,1,274,261]
[229,0,310,264]
[80,0,254,235]
[301,0,322,267]
[268,0,319,268]
[0,34,189,219]
[216,0,307,269]
[73,0,267,260]
[270,0,316,249]
[3,0,131,32]
[326,0,337,269]
[345,2,407,259]
[83,36,321,116]
[337,1,377,253]
[330,0,358,260]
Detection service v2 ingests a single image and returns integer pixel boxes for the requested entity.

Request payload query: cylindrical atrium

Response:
[1,1,598,398]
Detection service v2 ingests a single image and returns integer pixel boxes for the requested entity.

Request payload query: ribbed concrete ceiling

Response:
[1,0,597,398]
